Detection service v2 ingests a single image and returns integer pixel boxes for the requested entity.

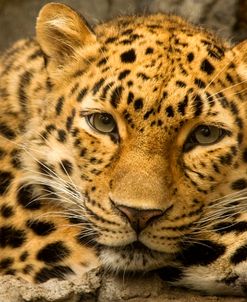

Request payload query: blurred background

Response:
[0,0,246,52]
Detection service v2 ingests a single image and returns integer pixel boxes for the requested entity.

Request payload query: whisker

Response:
[206,78,247,100]
[189,188,247,236]
[203,60,232,92]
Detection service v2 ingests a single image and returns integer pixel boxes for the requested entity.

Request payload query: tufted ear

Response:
[36,2,96,67]
[232,40,247,79]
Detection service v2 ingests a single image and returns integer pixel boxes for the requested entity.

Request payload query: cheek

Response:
[181,143,239,193]
[61,130,118,189]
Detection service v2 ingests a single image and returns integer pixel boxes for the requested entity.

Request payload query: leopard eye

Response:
[183,125,227,152]
[86,112,117,134]
[194,125,223,145]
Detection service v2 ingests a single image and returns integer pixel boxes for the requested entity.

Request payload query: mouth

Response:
[98,239,158,255]
[114,241,153,253]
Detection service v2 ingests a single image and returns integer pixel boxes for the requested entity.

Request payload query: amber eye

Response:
[183,125,227,152]
[86,112,117,134]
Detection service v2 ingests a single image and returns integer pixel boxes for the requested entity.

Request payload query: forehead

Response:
[74,14,235,130]
[95,13,227,73]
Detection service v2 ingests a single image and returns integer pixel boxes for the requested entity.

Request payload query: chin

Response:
[99,242,173,272]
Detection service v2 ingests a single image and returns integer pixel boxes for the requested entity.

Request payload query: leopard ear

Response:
[36,2,96,66]
[232,40,247,79]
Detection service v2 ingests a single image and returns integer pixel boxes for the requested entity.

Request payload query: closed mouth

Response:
[102,240,160,255]
[122,241,153,252]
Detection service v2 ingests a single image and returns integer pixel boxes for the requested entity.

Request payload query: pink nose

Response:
[116,205,164,233]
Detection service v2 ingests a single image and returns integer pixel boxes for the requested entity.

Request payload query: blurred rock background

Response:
[0,0,247,52]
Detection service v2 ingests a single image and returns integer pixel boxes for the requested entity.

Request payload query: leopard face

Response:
[1,3,247,295]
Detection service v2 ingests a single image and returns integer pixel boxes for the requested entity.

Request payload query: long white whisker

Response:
[207,78,247,99]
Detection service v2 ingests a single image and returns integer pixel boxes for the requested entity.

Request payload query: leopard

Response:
[1,2,247,296]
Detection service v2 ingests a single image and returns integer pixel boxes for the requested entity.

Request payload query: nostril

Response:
[115,204,164,233]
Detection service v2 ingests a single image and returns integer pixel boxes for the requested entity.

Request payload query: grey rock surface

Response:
[0,269,101,302]
[1,269,247,302]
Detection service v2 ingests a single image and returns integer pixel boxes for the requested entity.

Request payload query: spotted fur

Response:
[1,3,247,296]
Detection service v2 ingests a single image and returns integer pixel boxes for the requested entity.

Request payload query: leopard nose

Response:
[116,205,164,233]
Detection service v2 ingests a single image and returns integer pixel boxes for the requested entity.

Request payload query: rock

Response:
[0,268,101,302]
[98,273,165,301]
[1,270,246,302]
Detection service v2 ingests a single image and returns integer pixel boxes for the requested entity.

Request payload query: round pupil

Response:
[91,113,116,133]
[198,126,211,137]
[98,114,112,125]
[194,125,222,145]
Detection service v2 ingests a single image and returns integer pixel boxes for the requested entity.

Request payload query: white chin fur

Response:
[99,248,172,272]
